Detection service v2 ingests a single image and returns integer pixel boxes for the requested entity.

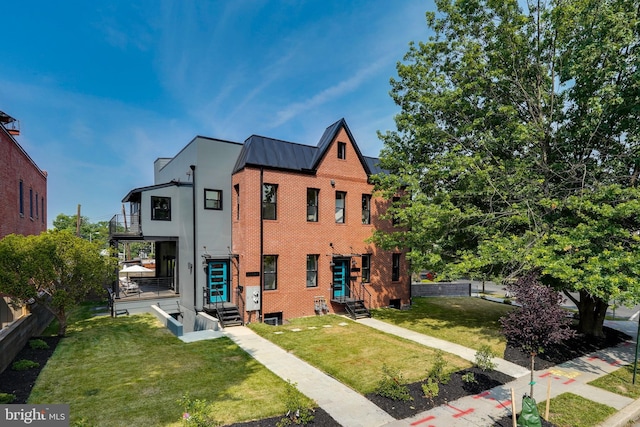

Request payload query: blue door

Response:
[332,259,350,300]
[208,260,229,303]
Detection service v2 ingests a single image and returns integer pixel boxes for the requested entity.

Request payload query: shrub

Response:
[178,393,218,427]
[276,380,315,426]
[474,345,497,371]
[461,372,477,384]
[421,378,439,400]
[0,392,16,404]
[427,350,450,384]
[375,364,413,401]
[29,339,49,350]
[11,359,39,371]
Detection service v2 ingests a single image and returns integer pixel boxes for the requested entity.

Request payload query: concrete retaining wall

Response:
[411,282,471,298]
[0,304,54,373]
[151,305,183,337]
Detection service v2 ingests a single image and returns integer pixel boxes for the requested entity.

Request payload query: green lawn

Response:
[29,310,311,426]
[249,314,471,394]
[371,297,514,355]
[537,393,616,427]
[589,364,640,399]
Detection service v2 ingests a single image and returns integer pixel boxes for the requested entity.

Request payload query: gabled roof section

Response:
[232,118,379,176]
[122,180,193,203]
[309,118,371,175]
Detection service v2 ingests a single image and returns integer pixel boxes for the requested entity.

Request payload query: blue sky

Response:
[1,1,434,228]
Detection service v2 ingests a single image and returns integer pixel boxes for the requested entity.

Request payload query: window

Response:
[362,194,371,224]
[262,184,277,220]
[204,189,222,210]
[234,184,240,220]
[29,188,33,218]
[307,188,319,222]
[151,196,171,220]
[392,197,400,225]
[19,180,23,216]
[337,141,346,159]
[306,255,318,287]
[263,255,278,290]
[361,254,371,283]
[41,196,44,223]
[392,253,401,281]
[335,191,346,223]
[35,192,39,219]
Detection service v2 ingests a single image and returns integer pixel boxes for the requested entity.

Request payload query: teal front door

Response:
[208,260,229,303]
[332,259,350,300]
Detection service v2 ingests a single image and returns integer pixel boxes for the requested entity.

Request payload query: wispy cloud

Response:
[271,57,389,128]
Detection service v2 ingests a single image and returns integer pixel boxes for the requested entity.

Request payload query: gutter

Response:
[190,165,197,310]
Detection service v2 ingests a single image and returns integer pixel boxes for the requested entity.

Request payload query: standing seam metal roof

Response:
[232,118,385,175]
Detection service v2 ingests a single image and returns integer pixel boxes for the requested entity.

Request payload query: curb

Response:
[596,397,640,427]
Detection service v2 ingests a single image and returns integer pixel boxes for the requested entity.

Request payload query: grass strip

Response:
[589,364,640,399]
[537,392,615,427]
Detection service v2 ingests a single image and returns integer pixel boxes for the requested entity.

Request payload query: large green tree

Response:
[373,0,640,337]
[0,230,116,335]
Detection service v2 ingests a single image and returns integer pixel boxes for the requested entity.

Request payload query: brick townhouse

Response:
[231,118,409,325]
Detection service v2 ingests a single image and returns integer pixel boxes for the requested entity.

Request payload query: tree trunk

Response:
[530,353,536,398]
[575,290,607,338]
[55,313,67,337]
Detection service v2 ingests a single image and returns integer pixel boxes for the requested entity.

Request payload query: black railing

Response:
[118,277,175,298]
[109,214,142,237]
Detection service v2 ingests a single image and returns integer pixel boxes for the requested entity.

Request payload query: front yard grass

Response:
[537,392,616,427]
[589,364,640,399]
[372,297,514,355]
[249,314,471,394]
[29,310,311,426]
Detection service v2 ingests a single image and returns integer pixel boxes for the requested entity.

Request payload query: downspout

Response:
[259,167,264,322]
[190,165,198,311]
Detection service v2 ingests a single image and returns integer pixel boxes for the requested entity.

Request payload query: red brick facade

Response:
[0,124,47,238]
[231,124,409,323]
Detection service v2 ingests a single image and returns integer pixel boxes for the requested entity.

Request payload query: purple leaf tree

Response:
[500,272,576,397]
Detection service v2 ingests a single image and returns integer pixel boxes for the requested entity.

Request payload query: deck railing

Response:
[109,214,141,237]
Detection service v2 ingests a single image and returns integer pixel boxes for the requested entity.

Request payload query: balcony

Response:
[109,214,141,239]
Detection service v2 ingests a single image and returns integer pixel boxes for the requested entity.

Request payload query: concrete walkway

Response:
[222,326,395,427]
[218,319,640,427]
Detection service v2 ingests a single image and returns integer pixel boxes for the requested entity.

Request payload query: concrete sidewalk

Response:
[221,319,640,427]
[222,326,395,427]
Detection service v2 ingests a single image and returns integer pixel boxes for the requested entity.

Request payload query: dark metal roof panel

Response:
[233,135,317,173]
[121,181,192,203]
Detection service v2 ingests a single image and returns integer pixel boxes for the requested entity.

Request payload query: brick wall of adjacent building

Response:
[232,127,410,323]
[0,125,47,239]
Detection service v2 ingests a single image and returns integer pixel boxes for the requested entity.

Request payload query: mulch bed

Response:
[0,326,629,426]
[0,336,61,404]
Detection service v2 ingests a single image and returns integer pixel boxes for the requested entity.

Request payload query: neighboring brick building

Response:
[0,111,47,239]
[231,119,409,324]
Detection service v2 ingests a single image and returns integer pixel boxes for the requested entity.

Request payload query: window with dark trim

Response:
[19,180,23,216]
[262,184,277,220]
[337,141,346,159]
[151,196,171,220]
[263,255,278,290]
[29,188,33,218]
[306,254,318,287]
[204,189,222,210]
[335,191,346,223]
[392,196,400,225]
[234,184,240,220]
[307,188,319,222]
[392,253,401,281]
[35,192,39,219]
[362,194,371,224]
[361,254,371,283]
[41,196,44,223]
